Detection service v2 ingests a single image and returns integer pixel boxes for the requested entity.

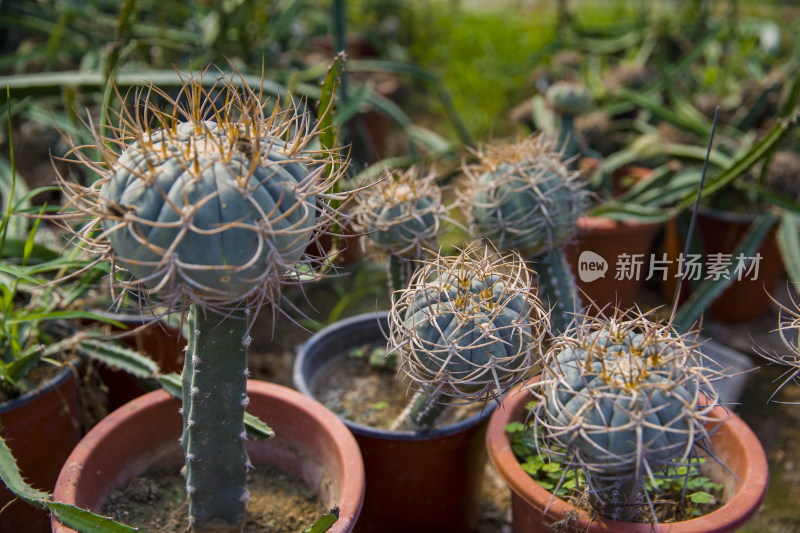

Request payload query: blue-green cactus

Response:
[389,243,550,429]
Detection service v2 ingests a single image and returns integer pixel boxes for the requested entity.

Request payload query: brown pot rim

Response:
[486,380,769,532]
[52,380,364,533]
[0,360,78,415]
[577,215,663,233]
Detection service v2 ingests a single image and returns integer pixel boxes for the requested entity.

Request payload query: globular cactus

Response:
[56,71,347,532]
[531,310,724,521]
[351,167,447,291]
[461,134,587,334]
[389,242,550,429]
[352,166,445,259]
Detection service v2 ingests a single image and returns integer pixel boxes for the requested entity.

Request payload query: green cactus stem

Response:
[533,247,581,335]
[181,305,250,531]
[545,82,591,165]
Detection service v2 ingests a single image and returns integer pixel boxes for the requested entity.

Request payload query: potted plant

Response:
[47,68,365,532]
[459,134,587,334]
[486,309,768,531]
[296,242,551,532]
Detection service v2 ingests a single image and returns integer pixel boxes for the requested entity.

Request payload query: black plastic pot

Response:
[294,311,494,533]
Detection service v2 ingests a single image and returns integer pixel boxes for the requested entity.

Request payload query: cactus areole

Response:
[100,120,316,304]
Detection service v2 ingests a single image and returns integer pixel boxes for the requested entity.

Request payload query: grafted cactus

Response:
[389,242,550,430]
[351,167,446,290]
[56,71,346,532]
[461,135,587,334]
[545,81,592,164]
[531,310,725,522]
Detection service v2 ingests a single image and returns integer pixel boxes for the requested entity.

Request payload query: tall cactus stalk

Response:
[55,69,347,531]
[544,81,592,165]
[462,135,587,334]
[389,242,550,431]
[181,306,249,530]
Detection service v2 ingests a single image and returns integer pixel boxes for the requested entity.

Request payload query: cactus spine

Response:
[531,310,724,522]
[462,135,586,334]
[389,242,550,430]
[57,71,346,532]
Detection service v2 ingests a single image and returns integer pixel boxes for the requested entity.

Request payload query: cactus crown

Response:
[461,135,587,256]
[533,310,724,473]
[352,166,446,258]
[389,242,550,404]
[57,69,347,316]
[545,81,592,117]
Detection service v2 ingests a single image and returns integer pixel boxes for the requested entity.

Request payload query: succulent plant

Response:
[461,134,587,334]
[56,70,346,532]
[389,242,550,430]
[545,81,592,164]
[351,166,447,291]
[530,310,725,522]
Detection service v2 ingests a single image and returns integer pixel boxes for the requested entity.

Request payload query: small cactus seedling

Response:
[389,242,550,430]
[461,134,587,334]
[351,166,447,291]
[56,70,346,532]
[530,310,725,522]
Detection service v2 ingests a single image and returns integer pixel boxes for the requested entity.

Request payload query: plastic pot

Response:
[564,216,661,310]
[294,312,494,533]
[486,381,769,533]
[0,363,82,533]
[51,381,364,533]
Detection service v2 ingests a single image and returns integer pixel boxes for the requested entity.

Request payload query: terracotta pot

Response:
[486,382,769,533]
[51,381,364,533]
[697,208,783,322]
[294,312,494,533]
[0,363,82,533]
[564,216,661,311]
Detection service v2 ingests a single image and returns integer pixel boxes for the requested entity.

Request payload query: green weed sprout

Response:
[530,309,725,523]
[55,70,347,532]
[388,242,550,430]
[461,134,587,334]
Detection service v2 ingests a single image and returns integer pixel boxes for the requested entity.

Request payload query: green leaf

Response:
[77,338,159,379]
[301,507,339,533]
[541,462,561,473]
[504,422,526,434]
[158,374,274,440]
[589,201,672,223]
[46,502,140,532]
[688,491,714,504]
[0,435,50,506]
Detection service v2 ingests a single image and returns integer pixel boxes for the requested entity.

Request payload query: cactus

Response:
[56,71,346,532]
[462,135,587,334]
[545,81,592,164]
[389,242,550,430]
[530,310,724,522]
[352,166,447,291]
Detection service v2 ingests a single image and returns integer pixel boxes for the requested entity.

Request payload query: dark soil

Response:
[102,463,327,533]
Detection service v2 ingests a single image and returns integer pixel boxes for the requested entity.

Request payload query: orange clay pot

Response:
[52,381,364,533]
[486,381,768,533]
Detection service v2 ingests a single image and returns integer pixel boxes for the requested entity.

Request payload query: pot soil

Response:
[486,382,769,533]
[0,362,82,533]
[564,216,661,311]
[295,311,495,533]
[51,381,364,533]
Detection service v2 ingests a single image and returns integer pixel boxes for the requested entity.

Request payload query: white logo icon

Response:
[578,251,608,283]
